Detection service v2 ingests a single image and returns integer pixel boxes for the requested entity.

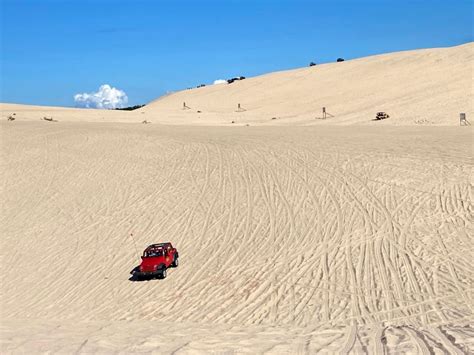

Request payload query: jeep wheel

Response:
[172,256,179,267]
[160,268,167,279]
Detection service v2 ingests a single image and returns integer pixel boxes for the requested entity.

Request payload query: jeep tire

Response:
[159,268,167,279]
[172,256,179,268]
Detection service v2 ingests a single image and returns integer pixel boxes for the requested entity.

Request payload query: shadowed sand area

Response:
[1,121,473,353]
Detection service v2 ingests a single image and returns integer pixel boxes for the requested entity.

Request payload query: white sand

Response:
[1,42,473,126]
[1,43,474,354]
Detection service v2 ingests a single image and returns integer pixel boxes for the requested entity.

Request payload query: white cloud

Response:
[213,79,227,85]
[74,84,128,109]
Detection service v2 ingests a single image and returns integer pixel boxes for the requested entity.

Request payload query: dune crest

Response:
[2,42,473,126]
[1,43,473,354]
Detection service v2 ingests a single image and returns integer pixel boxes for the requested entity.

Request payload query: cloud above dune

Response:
[213,79,227,85]
[74,84,128,109]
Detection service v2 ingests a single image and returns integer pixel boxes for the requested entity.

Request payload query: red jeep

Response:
[132,242,179,280]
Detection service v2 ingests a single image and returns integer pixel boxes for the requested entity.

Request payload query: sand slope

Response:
[1,122,473,353]
[2,42,473,126]
[143,42,473,126]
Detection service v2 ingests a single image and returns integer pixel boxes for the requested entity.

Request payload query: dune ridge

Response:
[2,42,473,126]
[1,42,473,354]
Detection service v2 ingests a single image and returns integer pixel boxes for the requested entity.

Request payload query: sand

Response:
[1,122,473,353]
[1,42,473,126]
[1,43,474,354]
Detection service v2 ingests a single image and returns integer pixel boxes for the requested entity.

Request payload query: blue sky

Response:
[1,0,473,107]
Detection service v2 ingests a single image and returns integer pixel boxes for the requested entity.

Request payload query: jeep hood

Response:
[140,257,164,271]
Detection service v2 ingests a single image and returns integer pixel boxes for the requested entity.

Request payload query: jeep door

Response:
[164,249,172,267]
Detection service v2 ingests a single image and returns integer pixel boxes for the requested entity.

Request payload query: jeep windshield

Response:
[143,249,164,258]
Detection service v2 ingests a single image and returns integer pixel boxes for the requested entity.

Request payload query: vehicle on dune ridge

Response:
[131,242,179,280]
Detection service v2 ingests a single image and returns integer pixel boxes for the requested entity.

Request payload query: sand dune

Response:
[1,43,473,353]
[1,121,473,353]
[2,42,473,126]
[142,43,473,126]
